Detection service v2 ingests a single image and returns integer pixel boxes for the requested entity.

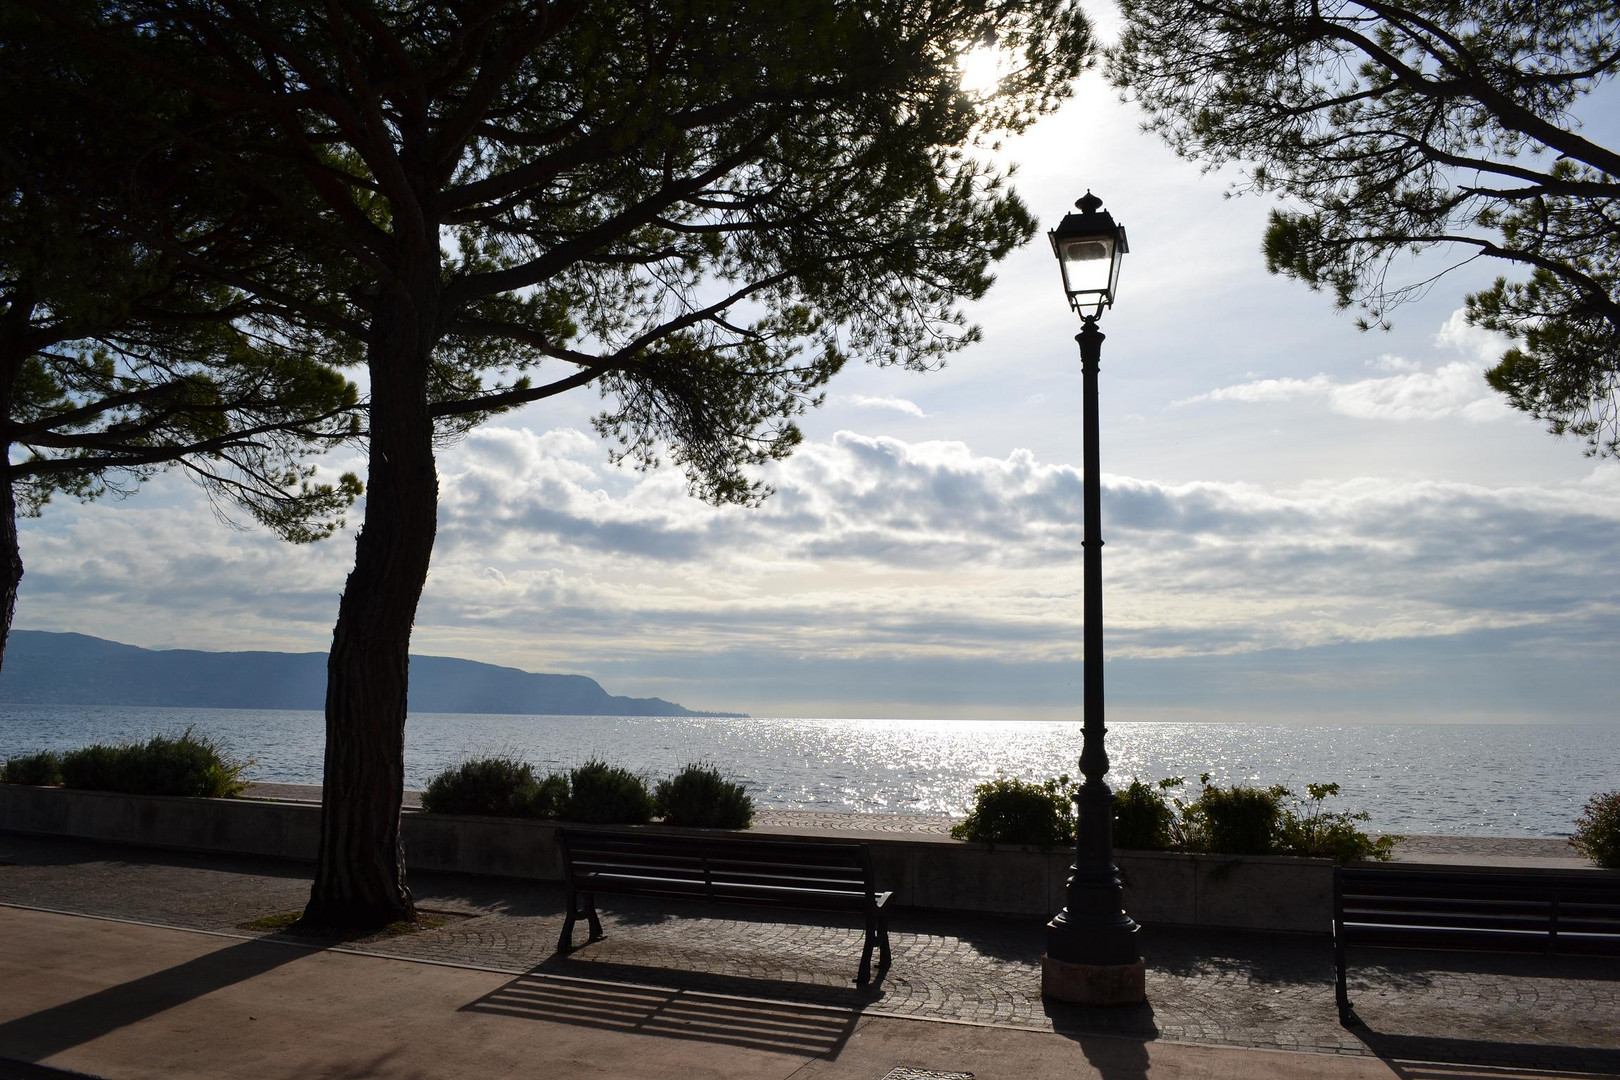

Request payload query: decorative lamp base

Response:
[1040,954,1146,1005]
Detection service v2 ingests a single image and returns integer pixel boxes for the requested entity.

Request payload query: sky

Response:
[15,10,1620,724]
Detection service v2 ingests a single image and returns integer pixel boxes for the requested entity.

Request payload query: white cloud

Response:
[1369,353,1421,373]
[1176,357,1509,422]
[840,394,928,417]
[1173,309,1522,424]
[1433,307,1511,365]
[1331,360,1509,421]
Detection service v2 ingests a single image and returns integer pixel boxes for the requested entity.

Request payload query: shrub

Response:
[950,774,1076,848]
[654,762,753,829]
[1113,777,1180,851]
[1570,791,1620,869]
[532,771,570,819]
[58,729,250,798]
[1185,779,1283,855]
[422,757,544,817]
[956,768,1394,861]
[1274,782,1399,862]
[2,750,63,786]
[566,759,654,824]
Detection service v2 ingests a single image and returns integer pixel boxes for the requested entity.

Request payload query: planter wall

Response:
[0,784,1331,932]
[867,839,1333,932]
[0,784,321,861]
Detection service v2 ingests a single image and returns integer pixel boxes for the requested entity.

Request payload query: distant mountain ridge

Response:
[0,631,741,717]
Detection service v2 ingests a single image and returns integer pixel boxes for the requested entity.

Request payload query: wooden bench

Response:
[1333,864,1620,1025]
[555,827,893,984]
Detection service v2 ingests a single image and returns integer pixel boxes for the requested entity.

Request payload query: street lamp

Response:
[1041,191,1145,1006]
[1050,190,1126,318]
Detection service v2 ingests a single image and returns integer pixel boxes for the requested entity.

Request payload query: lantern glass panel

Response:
[1059,237,1116,298]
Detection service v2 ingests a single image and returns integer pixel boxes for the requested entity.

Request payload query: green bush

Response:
[422,757,540,817]
[1113,777,1180,851]
[533,771,570,819]
[1570,791,1620,869]
[950,774,1076,847]
[58,729,250,798]
[566,759,654,824]
[1,750,63,786]
[654,763,754,828]
[1274,782,1399,861]
[1186,779,1284,855]
[420,757,573,818]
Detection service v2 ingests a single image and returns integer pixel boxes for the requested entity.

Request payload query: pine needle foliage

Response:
[1109,0,1620,456]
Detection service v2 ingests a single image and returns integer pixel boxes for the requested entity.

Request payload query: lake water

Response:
[2,704,1615,838]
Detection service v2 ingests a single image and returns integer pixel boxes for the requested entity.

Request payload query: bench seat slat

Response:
[1342,917,1562,935]
[1341,902,1552,921]
[709,858,869,878]
[709,869,868,888]
[571,860,872,894]
[576,870,873,903]
[1341,925,1561,952]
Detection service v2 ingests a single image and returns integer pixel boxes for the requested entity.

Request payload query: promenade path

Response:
[1,796,1615,1079]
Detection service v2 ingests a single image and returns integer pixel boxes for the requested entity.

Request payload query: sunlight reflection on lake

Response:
[2,705,1613,837]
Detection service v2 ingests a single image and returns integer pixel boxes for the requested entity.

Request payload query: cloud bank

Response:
[19,423,1615,717]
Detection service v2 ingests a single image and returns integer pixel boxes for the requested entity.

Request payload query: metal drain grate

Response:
[880,1070,974,1080]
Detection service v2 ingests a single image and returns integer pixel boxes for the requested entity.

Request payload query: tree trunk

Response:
[303,279,440,930]
[0,455,20,674]
[0,331,23,673]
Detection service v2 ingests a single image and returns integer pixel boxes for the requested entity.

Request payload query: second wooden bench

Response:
[1333,863,1620,1025]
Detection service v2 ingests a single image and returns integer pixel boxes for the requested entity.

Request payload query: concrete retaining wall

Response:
[866,840,1332,932]
[0,784,1331,932]
[0,784,322,862]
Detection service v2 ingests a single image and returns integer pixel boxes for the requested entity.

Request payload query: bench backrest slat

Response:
[1335,865,1620,958]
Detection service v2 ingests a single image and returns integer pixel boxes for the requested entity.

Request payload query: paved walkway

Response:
[0,832,1615,1079]
[0,905,1442,1080]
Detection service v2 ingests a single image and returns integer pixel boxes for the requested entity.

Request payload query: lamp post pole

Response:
[1041,194,1145,1006]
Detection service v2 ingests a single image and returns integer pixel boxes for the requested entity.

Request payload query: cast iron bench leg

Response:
[558,891,604,952]
[558,897,577,952]
[1334,933,1353,1026]
[858,907,885,985]
[878,909,892,974]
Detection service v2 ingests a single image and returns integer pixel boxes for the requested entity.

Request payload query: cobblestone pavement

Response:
[1,833,1615,1075]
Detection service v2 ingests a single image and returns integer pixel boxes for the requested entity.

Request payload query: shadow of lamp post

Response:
[1040,190,1146,1005]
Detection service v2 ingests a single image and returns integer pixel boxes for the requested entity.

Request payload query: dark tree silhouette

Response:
[0,8,361,669]
[34,0,1093,929]
[1109,0,1620,455]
